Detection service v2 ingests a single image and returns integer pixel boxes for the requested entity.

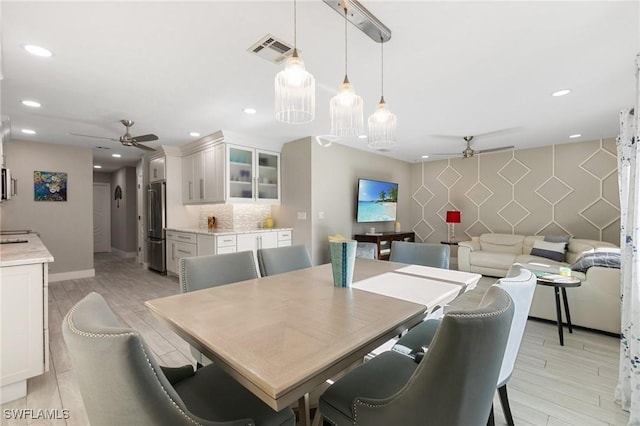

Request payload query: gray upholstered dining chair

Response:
[256,244,311,276]
[318,285,514,426]
[180,250,258,293]
[62,292,295,426]
[180,251,258,364]
[389,240,450,269]
[392,264,536,426]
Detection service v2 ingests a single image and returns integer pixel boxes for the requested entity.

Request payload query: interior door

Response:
[93,183,111,253]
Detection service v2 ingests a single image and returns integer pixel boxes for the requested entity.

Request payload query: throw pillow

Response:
[571,249,621,272]
[544,235,571,244]
[530,240,567,262]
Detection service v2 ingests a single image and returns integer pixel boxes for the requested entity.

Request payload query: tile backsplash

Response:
[198,204,272,230]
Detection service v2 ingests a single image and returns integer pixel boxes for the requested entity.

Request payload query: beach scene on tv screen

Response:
[358,180,398,222]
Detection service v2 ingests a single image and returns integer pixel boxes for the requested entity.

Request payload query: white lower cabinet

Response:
[166,229,292,275]
[277,230,292,247]
[1,263,48,403]
[166,231,197,275]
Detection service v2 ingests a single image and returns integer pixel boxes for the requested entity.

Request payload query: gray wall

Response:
[0,139,94,275]
[280,138,412,265]
[410,138,620,244]
[111,166,137,253]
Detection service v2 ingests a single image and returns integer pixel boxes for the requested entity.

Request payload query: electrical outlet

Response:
[318,211,325,219]
[296,212,307,220]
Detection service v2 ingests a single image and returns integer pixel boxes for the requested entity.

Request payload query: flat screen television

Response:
[356,178,398,223]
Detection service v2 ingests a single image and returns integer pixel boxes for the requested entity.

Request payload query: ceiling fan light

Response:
[275,52,315,124]
[367,98,397,149]
[330,78,364,137]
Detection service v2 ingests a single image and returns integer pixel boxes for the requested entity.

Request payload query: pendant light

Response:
[275,0,315,124]
[330,4,363,137]
[367,36,397,149]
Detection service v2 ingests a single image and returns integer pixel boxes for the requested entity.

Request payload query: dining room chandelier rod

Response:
[322,0,391,43]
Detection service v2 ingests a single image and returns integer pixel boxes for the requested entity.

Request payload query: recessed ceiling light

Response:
[21,100,41,108]
[21,129,36,135]
[23,44,53,57]
[189,132,201,137]
[243,108,257,115]
[421,155,430,159]
[569,134,582,139]
[552,89,571,97]
[93,165,102,169]
[358,134,367,139]
[112,153,122,158]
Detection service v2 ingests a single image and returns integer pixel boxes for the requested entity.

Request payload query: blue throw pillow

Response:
[530,240,566,262]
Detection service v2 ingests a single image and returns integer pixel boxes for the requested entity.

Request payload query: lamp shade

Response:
[446,210,461,223]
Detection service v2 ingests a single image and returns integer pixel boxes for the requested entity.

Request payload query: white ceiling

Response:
[2,1,638,172]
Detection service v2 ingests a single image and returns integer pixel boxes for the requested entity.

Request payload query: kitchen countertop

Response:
[0,233,54,267]
[165,227,292,236]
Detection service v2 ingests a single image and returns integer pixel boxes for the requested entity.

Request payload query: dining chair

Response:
[356,242,379,259]
[392,264,536,426]
[256,244,311,276]
[319,285,514,426]
[180,251,258,364]
[180,250,258,293]
[62,292,295,426]
[389,240,450,269]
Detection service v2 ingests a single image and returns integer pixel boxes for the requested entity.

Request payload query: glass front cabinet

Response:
[226,144,280,204]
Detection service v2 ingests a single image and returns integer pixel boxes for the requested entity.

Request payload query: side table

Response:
[535,275,582,346]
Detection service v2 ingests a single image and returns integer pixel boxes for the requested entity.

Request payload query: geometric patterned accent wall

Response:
[410,138,620,245]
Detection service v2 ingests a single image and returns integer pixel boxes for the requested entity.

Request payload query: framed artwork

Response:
[34,171,67,201]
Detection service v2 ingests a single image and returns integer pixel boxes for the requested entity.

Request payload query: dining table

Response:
[145,258,481,426]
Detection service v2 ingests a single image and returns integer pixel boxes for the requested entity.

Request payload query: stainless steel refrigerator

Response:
[147,181,166,273]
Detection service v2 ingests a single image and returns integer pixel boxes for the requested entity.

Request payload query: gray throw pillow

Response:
[530,240,566,262]
[544,235,571,244]
[571,250,621,272]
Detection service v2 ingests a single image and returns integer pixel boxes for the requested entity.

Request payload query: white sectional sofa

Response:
[457,234,621,334]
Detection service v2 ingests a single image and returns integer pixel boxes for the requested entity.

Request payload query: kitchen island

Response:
[0,233,53,403]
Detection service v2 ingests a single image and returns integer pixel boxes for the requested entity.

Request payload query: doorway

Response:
[93,182,111,253]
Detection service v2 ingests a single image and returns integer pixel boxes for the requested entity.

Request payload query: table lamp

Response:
[445,210,461,243]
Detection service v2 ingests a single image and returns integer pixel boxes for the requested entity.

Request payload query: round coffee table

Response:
[536,276,582,346]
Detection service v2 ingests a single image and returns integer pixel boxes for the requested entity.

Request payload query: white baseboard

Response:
[49,269,95,282]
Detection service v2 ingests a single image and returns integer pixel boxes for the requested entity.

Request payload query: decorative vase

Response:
[329,240,357,288]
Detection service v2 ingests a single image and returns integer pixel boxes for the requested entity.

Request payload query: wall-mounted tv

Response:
[356,178,398,223]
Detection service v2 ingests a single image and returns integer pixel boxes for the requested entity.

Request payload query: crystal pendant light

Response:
[275,0,315,124]
[367,37,397,149]
[330,5,363,137]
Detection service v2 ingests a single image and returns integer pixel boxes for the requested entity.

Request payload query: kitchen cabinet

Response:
[1,234,52,404]
[182,145,225,204]
[237,231,278,270]
[277,230,292,247]
[196,233,237,255]
[166,231,197,275]
[149,157,165,182]
[226,144,280,204]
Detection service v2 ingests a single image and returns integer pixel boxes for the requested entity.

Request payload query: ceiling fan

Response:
[71,119,158,151]
[430,128,517,158]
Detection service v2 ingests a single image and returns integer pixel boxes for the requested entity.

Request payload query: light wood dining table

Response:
[145,258,480,426]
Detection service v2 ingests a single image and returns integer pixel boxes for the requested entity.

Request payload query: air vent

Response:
[248,34,296,64]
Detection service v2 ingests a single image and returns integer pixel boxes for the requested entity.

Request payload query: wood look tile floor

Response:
[0,253,629,425]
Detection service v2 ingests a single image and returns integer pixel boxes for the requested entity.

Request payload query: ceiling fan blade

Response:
[131,141,156,152]
[429,152,459,156]
[477,145,515,154]
[70,132,118,141]
[131,134,158,143]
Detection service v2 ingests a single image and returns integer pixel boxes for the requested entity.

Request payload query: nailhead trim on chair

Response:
[347,297,513,425]
[65,298,208,426]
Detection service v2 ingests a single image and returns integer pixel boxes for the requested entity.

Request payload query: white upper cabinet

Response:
[226,144,280,204]
[149,157,165,182]
[182,145,225,204]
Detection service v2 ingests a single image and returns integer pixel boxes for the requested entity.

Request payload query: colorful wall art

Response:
[34,171,67,201]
